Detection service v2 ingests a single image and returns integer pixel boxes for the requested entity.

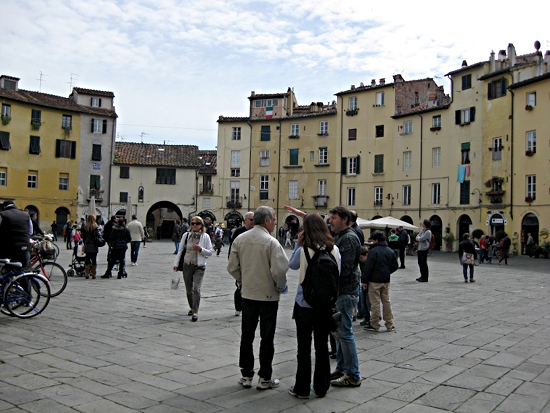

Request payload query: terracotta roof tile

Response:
[198,150,217,174]
[72,87,115,98]
[0,88,116,117]
[114,142,201,167]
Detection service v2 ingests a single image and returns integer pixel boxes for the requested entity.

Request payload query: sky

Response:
[3,0,549,150]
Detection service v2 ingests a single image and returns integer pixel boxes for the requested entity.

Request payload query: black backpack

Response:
[302,247,339,309]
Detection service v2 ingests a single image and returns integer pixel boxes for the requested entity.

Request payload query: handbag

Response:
[234,282,242,312]
[171,276,180,290]
[176,233,189,271]
[93,230,106,248]
[462,252,474,265]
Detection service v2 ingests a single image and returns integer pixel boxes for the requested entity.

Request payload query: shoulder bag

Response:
[176,233,190,271]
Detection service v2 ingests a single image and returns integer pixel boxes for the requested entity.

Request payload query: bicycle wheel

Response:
[31,261,68,297]
[3,273,51,318]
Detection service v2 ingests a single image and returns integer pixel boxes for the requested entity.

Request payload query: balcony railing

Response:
[200,184,214,194]
[374,200,383,207]
[87,188,104,201]
[312,195,329,208]
[226,196,242,209]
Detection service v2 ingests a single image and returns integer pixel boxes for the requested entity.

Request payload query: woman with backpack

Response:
[288,213,341,399]
[81,215,101,279]
[458,233,477,283]
[498,233,511,265]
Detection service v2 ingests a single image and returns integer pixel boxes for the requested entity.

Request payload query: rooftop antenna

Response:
[37,71,47,92]
[163,140,173,145]
[140,132,149,143]
[68,73,79,93]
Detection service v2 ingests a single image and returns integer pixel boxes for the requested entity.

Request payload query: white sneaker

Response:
[256,377,280,390]
[235,311,241,316]
[131,263,135,266]
[135,262,138,266]
[239,377,252,388]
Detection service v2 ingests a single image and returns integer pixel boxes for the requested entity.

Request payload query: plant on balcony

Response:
[63,126,72,136]
[31,121,41,130]
[484,179,492,188]
[430,126,441,131]
[525,105,533,111]
[525,150,534,156]
[525,196,534,203]
[346,108,358,116]
[490,196,503,204]
[1,115,11,125]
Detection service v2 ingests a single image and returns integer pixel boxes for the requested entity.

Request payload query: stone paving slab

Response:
[1,241,550,412]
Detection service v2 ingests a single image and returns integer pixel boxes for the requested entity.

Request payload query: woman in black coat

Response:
[458,233,477,283]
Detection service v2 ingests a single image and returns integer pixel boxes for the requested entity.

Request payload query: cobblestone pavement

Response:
[1,240,549,413]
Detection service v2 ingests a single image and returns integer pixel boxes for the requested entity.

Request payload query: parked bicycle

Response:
[0,259,51,318]
[30,236,68,297]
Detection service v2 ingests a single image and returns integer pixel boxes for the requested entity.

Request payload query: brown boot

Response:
[91,265,97,279]
[85,265,90,279]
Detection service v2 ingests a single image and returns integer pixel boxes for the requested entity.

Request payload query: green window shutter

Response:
[55,139,61,157]
[470,107,476,122]
[341,157,347,174]
[455,110,461,124]
[70,141,77,159]
[90,118,95,133]
[488,84,493,99]
[102,119,107,134]
[356,155,360,175]
[501,78,507,96]
[374,154,384,173]
[290,149,298,165]
[461,142,471,151]
[260,125,270,141]
[29,136,40,154]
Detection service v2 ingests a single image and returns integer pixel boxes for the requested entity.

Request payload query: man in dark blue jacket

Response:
[361,231,398,332]
[0,200,33,268]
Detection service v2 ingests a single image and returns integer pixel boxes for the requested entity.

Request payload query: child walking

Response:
[214,234,225,256]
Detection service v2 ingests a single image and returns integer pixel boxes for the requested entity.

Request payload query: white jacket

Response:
[173,232,213,267]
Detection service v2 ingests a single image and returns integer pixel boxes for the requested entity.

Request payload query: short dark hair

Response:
[350,210,358,222]
[423,219,431,229]
[463,233,470,240]
[132,214,137,220]
[371,230,386,242]
[329,206,351,225]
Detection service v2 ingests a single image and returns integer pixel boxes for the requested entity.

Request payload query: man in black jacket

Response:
[103,216,118,267]
[361,231,398,332]
[397,226,408,269]
[0,200,33,268]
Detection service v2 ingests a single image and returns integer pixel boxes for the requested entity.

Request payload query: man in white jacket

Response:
[227,206,289,391]
[127,215,144,266]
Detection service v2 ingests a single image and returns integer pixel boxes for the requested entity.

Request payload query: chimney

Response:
[379,78,385,85]
[508,43,516,67]
[250,91,255,96]
[461,60,468,67]
[490,50,496,72]
[371,79,376,86]
[0,75,20,91]
[393,74,404,83]
[351,85,355,90]
[310,102,318,113]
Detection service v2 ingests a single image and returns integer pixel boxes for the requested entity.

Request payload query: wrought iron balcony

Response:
[312,195,329,208]
[200,184,213,194]
[87,188,104,201]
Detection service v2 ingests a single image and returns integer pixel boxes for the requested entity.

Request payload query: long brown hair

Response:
[85,214,97,232]
[302,213,334,251]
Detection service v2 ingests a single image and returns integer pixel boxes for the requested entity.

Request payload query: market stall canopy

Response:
[357,216,418,231]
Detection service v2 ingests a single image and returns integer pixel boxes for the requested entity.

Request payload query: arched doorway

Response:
[521,213,539,254]
[24,204,39,217]
[225,211,244,228]
[486,211,506,237]
[458,214,473,241]
[284,215,301,238]
[429,215,443,251]
[399,215,414,226]
[55,207,71,236]
[144,201,184,240]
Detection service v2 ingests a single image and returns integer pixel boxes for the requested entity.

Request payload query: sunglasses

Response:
[191,222,202,225]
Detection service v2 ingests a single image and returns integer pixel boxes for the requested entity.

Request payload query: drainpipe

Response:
[339,96,344,205]
[418,114,423,220]
[508,88,514,221]
[247,120,252,212]
[276,120,282,225]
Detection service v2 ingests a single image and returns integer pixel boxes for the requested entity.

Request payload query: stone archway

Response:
[429,215,443,251]
[521,213,539,255]
[55,207,71,237]
[144,201,184,240]
[458,214,473,241]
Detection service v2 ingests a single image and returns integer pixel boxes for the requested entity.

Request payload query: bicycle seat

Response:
[2,261,23,270]
[0,258,10,264]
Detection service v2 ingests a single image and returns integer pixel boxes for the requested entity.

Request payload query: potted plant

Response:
[525,150,534,156]
[484,179,492,188]
[1,115,11,125]
[31,120,41,130]
[147,227,154,242]
[525,105,533,111]
[442,232,455,252]
[525,196,534,203]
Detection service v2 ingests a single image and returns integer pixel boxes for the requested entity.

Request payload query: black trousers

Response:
[292,302,331,397]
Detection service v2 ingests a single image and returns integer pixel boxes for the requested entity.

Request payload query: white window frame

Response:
[290,124,299,137]
[318,179,327,196]
[432,183,441,205]
[230,181,240,203]
[403,151,412,171]
[348,157,357,175]
[260,175,269,200]
[432,115,441,128]
[347,187,355,206]
[260,150,270,167]
[1,104,11,117]
[376,91,385,106]
[230,168,240,177]
[320,121,328,135]
[461,108,471,123]
[527,92,536,107]
[432,147,441,168]
[374,187,383,205]
[319,147,328,164]
[28,172,38,188]
[289,180,298,199]
[92,119,102,133]
[231,150,240,167]
[0,169,6,186]
[402,185,411,206]
[403,120,412,134]
[349,96,357,110]
[59,176,69,190]
[526,175,536,199]
[232,127,241,141]
[91,98,101,107]
[526,130,536,153]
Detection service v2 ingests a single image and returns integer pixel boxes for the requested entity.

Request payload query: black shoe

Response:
[117,275,122,279]
[188,310,193,316]
[470,279,475,283]
[416,278,428,282]
[100,274,111,279]
[464,279,468,283]
[400,266,406,269]
[359,320,370,326]
[191,315,198,322]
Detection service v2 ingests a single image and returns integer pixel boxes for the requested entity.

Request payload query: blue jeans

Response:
[417,250,429,280]
[174,241,180,253]
[334,293,361,381]
[239,298,279,380]
[130,241,141,264]
[462,264,474,280]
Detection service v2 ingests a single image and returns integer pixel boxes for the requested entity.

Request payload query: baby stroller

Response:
[67,241,86,277]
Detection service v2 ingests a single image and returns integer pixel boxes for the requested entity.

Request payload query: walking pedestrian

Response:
[127,215,145,266]
[173,216,213,322]
[51,221,58,241]
[458,233,477,283]
[81,214,101,279]
[397,226,408,269]
[102,218,131,279]
[498,233,511,265]
[227,206,288,390]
